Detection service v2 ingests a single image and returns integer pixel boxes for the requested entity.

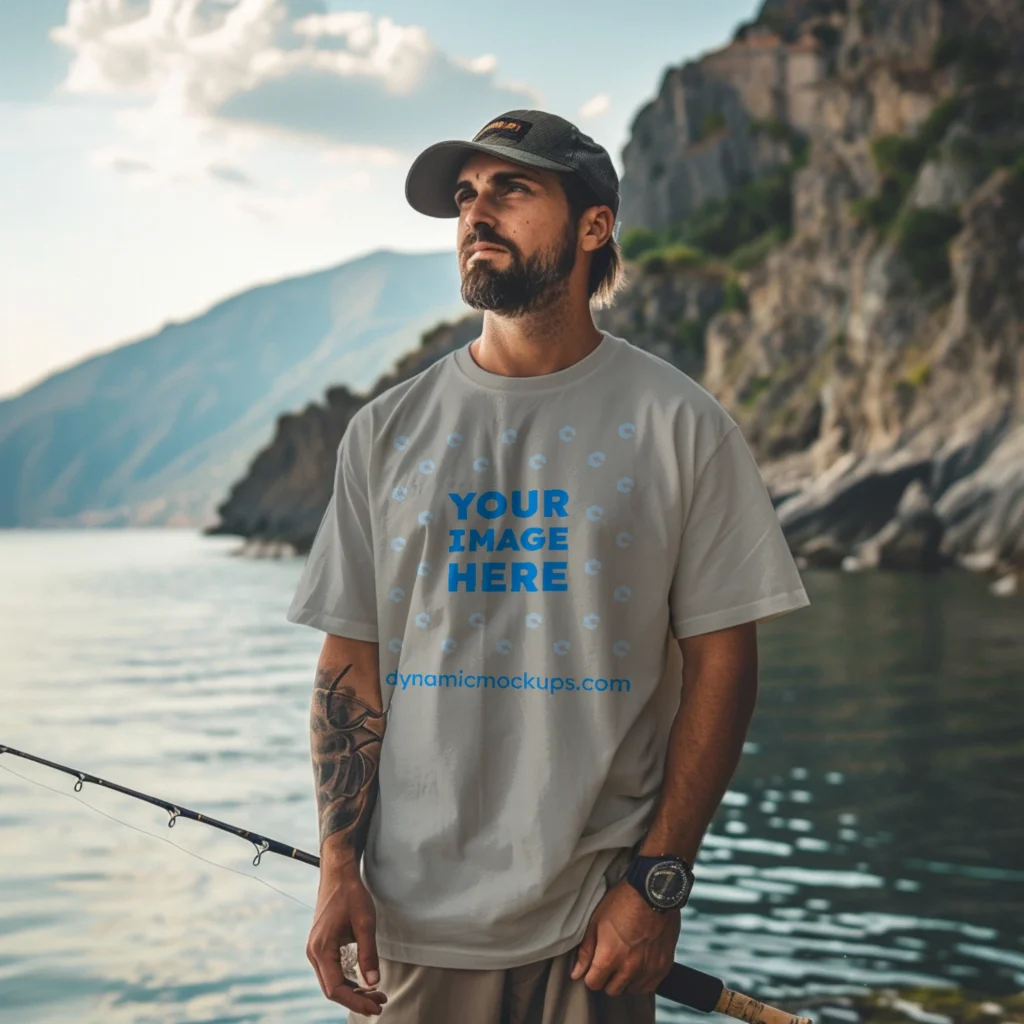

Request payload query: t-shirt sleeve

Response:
[285,411,378,642]
[669,425,810,639]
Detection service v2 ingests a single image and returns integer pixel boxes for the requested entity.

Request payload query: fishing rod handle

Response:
[715,987,813,1024]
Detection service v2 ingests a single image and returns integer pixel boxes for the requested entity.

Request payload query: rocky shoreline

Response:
[778,988,1023,1024]
[210,299,1022,598]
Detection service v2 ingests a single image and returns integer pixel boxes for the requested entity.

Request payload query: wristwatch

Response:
[625,853,694,912]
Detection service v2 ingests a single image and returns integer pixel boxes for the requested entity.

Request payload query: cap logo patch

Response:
[473,117,533,144]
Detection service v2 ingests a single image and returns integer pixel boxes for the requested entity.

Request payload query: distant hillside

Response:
[0,249,467,528]
[210,314,486,552]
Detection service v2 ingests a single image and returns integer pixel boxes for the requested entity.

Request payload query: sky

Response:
[0,0,759,400]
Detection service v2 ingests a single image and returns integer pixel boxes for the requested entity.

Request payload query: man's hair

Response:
[560,173,626,309]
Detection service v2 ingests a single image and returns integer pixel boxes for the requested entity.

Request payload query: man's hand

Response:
[306,863,388,1017]
[570,878,680,996]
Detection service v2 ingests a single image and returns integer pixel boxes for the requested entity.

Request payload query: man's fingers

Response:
[570,922,598,981]
[582,950,618,993]
[352,914,381,988]
[603,960,641,998]
[313,949,386,1016]
[625,971,658,995]
[310,947,348,1001]
[307,937,385,1016]
[626,957,672,995]
[306,951,328,1002]
[325,978,388,1016]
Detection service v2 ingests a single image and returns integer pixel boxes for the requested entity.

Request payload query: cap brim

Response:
[405,140,575,218]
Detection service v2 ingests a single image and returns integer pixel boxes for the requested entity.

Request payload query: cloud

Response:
[578,92,610,119]
[207,162,254,186]
[88,101,265,186]
[110,155,154,174]
[233,167,370,223]
[51,0,541,155]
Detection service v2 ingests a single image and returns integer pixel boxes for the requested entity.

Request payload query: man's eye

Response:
[454,184,526,203]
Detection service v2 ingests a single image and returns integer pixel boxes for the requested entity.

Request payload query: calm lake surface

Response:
[1,529,1022,1024]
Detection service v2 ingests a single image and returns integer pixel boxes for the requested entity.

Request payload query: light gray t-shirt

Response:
[287,328,810,969]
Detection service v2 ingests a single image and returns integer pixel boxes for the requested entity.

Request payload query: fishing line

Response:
[0,761,315,912]
[0,744,814,1023]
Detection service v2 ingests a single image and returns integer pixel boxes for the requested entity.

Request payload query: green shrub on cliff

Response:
[871,134,928,186]
[932,31,1008,84]
[895,208,962,290]
[623,115,820,280]
[948,135,1024,179]
[722,277,749,313]
[902,358,933,389]
[751,118,810,167]
[638,250,667,273]
[739,374,773,407]
[965,82,1018,133]
[870,98,962,187]
[672,317,709,361]
[729,226,786,271]
[752,118,792,143]
[663,244,705,267]
[699,112,727,141]
[957,35,1007,84]
[620,227,660,260]
[665,166,795,258]
[636,243,708,273]
[854,98,963,232]
[851,178,904,230]
[621,120,809,276]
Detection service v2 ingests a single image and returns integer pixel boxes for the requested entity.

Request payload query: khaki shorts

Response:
[347,950,656,1024]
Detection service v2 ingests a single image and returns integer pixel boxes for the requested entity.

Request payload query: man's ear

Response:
[580,206,615,252]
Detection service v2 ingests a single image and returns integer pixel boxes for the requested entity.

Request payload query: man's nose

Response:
[462,190,499,232]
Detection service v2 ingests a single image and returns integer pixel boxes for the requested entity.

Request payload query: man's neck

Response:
[469,304,604,379]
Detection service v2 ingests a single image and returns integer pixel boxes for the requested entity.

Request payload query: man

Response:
[287,108,811,1023]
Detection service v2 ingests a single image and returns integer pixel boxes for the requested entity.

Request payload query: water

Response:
[0,529,1021,1023]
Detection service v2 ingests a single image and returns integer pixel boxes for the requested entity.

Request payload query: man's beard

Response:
[460,218,577,316]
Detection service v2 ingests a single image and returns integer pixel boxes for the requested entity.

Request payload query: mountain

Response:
[213,0,1023,588]
[0,249,467,528]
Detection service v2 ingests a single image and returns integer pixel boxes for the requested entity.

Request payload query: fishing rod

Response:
[0,743,810,1024]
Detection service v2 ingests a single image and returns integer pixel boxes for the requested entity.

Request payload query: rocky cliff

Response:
[213,0,1024,588]
[619,2,835,231]
[690,0,1024,578]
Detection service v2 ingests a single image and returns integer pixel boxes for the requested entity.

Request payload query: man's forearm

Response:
[637,624,759,863]
[310,644,386,867]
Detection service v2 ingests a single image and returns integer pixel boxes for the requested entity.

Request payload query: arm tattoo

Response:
[310,663,386,850]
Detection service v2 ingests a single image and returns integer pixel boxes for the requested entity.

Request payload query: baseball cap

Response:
[405,109,620,219]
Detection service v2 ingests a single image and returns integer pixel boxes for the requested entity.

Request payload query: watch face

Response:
[645,861,691,909]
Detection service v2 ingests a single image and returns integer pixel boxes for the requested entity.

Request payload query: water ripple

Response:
[1,530,1022,1022]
